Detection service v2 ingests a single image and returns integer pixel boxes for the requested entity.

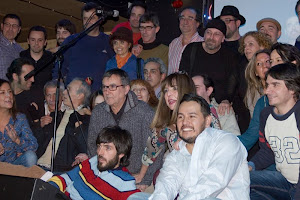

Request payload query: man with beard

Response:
[179,18,239,104]
[257,18,281,44]
[49,19,76,53]
[6,57,39,124]
[20,26,53,115]
[48,126,142,200]
[217,5,245,53]
[150,94,249,200]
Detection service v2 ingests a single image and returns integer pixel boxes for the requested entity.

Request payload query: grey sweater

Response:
[88,91,162,185]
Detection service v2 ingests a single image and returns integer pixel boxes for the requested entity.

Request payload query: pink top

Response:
[168,32,203,75]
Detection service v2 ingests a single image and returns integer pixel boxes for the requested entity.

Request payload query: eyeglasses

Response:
[3,22,19,29]
[179,16,196,22]
[222,19,236,24]
[102,84,124,91]
[139,26,155,31]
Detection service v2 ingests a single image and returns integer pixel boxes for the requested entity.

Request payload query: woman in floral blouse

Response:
[0,79,37,167]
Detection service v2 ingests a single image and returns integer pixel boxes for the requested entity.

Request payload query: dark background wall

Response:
[82,0,214,45]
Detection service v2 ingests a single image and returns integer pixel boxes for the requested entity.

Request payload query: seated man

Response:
[42,80,65,116]
[192,74,240,135]
[35,78,91,172]
[150,94,249,200]
[48,126,141,200]
[249,63,300,199]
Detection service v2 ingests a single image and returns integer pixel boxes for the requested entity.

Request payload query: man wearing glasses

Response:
[168,7,204,75]
[134,13,168,70]
[217,5,246,53]
[87,68,163,191]
[0,14,23,80]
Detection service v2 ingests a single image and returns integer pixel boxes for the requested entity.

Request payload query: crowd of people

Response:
[1,0,300,199]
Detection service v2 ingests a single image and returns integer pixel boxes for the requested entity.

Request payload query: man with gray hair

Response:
[34,78,91,172]
[87,68,163,191]
[134,13,169,68]
[144,57,166,98]
[168,7,203,74]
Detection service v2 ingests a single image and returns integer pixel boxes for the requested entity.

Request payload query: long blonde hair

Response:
[244,49,270,108]
[151,73,196,129]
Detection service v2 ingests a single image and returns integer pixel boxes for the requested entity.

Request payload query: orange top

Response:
[116,52,132,69]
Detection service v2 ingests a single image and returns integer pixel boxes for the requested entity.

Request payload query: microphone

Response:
[96,8,119,17]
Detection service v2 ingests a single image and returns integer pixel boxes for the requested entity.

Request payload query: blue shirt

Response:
[238,95,269,150]
[53,32,114,91]
[0,113,38,163]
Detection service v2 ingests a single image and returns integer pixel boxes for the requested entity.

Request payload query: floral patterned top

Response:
[0,113,38,163]
[142,106,221,166]
[142,124,177,166]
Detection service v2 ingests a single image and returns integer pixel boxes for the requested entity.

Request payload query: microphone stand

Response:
[24,14,107,172]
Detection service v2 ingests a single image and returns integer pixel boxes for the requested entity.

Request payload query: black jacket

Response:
[33,110,90,172]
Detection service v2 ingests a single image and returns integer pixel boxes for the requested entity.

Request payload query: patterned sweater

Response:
[48,156,140,200]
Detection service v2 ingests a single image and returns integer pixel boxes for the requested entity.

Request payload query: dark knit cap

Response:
[110,27,133,46]
[205,18,226,36]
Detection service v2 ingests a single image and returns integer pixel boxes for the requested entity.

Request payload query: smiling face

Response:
[112,39,131,57]
[265,75,295,114]
[13,64,35,93]
[129,6,145,30]
[177,101,211,144]
[255,53,271,80]
[56,27,71,45]
[203,28,225,53]
[270,50,284,67]
[244,35,263,61]
[0,82,13,110]
[164,82,178,111]
[179,9,199,35]
[1,17,21,42]
[28,31,47,54]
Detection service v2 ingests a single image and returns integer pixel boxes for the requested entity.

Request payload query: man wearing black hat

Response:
[179,18,239,105]
[217,5,246,53]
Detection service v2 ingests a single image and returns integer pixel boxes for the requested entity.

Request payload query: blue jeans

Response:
[250,170,296,200]
[12,150,37,167]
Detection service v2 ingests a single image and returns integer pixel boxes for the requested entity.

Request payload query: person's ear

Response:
[205,115,212,128]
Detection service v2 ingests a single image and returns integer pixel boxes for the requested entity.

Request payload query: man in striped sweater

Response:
[48,126,141,200]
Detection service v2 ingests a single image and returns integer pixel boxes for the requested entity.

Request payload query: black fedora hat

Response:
[217,5,246,25]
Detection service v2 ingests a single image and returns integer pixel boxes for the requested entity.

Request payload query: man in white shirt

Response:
[150,93,249,200]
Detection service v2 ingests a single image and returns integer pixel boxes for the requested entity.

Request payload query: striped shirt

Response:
[48,156,140,200]
[168,32,203,75]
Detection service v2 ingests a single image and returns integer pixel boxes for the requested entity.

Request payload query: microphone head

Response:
[112,10,119,18]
